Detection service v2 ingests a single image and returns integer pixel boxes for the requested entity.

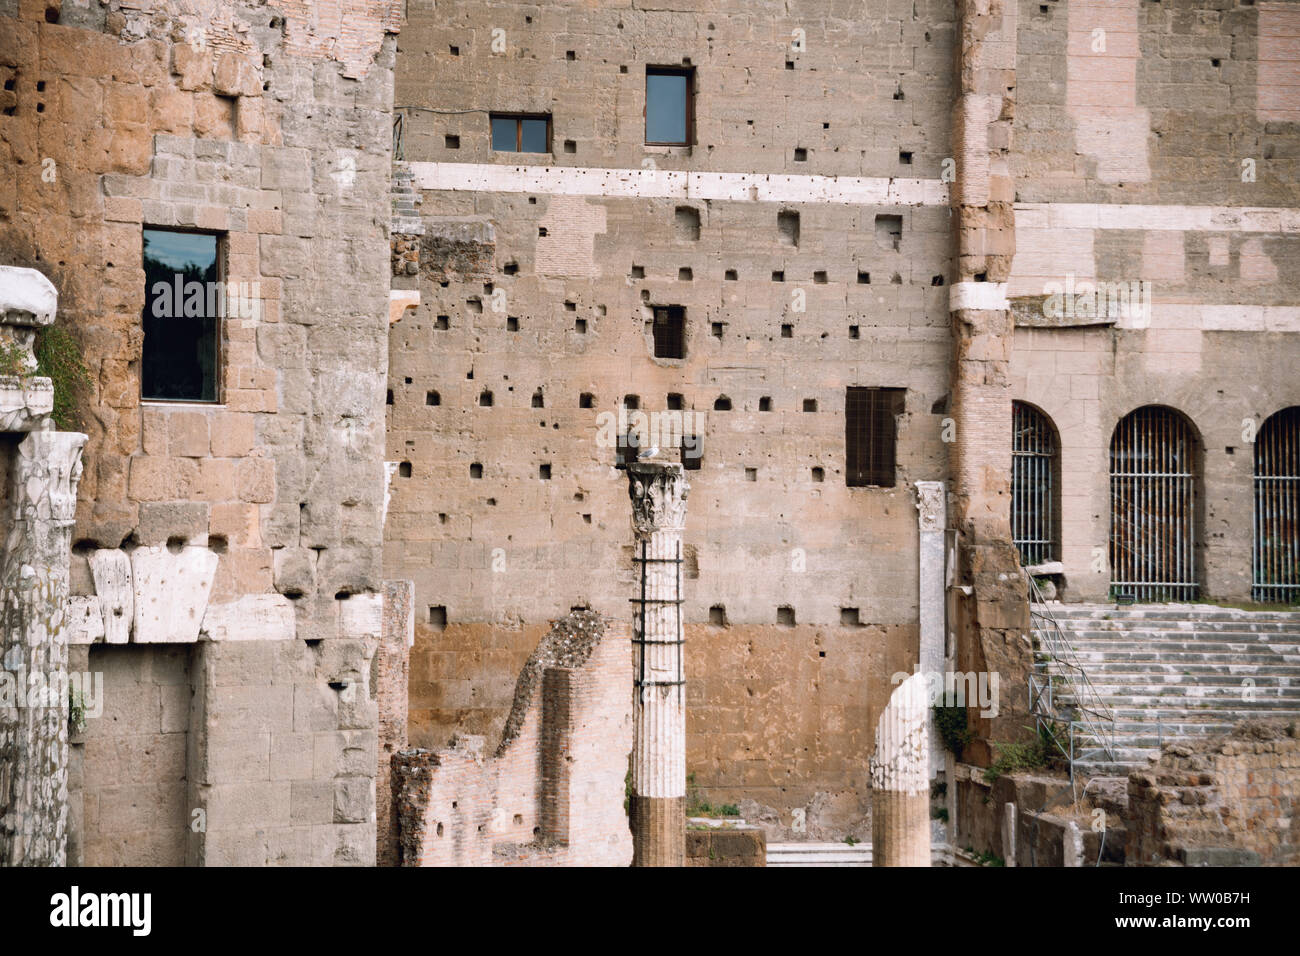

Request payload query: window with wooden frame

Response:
[645,66,694,146]
[845,387,906,487]
[141,227,222,403]
[490,113,552,153]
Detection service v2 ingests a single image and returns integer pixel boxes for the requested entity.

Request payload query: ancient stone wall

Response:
[1126,720,1299,867]
[0,1,401,865]
[392,611,633,866]
[684,824,766,867]
[1008,0,1300,602]
[388,0,956,836]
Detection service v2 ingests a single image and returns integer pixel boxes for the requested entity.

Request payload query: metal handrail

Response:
[1024,571,1118,782]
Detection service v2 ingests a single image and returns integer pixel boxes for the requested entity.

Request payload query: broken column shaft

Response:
[870,672,931,867]
[626,461,688,867]
[0,426,86,866]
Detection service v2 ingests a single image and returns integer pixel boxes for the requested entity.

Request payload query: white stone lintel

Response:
[949,281,1010,312]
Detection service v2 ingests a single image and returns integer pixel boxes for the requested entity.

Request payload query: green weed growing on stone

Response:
[35,325,92,431]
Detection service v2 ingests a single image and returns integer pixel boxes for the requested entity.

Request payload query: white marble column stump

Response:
[870,672,931,867]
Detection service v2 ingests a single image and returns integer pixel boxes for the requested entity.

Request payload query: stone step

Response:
[765,842,873,867]
[1061,650,1300,665]
[1044,605,1300,623]
[1050,670,1300,684]
[1051,616,1300,629]
[1066,682,1300,695]
[1059,660,1300,671]
[765,843,963,867]
[1057,632,1300,644]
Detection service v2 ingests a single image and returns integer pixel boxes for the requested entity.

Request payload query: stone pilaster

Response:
[949,0,1031,750]
[870,673,930,867]
[915,480,946,777]
[626,461,688,867]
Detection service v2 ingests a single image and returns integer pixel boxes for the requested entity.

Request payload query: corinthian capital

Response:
[627,462,689,535]
[914,480,946,533]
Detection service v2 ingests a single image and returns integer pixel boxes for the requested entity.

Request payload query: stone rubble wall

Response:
[1126,720,1299,867]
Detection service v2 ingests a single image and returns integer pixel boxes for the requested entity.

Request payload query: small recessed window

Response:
[142,228,221,402]
[646,66,694,146]
[491,113,551,153]
[681,434,702,470]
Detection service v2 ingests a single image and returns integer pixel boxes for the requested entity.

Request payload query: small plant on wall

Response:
[933,703,974,759]
[0,339,28,377]
[35,325,92,430]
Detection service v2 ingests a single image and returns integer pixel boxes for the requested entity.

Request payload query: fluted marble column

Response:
[870,672,931,867]
[626,461,688,867]
[0,424,86,866]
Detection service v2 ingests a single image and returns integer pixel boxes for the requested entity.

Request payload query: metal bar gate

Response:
[1254,407,1300,605]
[1012,401,1055,566]
[1109,406,1198,602]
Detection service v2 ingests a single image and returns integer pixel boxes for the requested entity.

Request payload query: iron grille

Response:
[846,387,904,487]
[1109,406,1198,602]
[1012,401,1056,565]
[1253,406,1300,604]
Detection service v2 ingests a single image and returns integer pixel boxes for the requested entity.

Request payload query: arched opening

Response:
[1253,406,1300,604]
[1011,401,1059,565]
[1109,405,1201,601]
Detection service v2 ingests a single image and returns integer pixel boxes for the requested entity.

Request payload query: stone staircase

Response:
[1044,603,1300,773]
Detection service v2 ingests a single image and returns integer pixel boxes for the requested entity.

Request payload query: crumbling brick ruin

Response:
[392,609,633,866]
[1,0,1298,868]
[1127,720,1299,867]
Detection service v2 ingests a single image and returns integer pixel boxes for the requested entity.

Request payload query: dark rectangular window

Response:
[846,387,905,487]
[651,305,686,359]
[681,434,702,470]
[646,67,693,146]
[142,228,220,403]
[490,113,551,153]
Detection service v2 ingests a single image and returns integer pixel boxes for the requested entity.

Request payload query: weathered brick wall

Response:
[1126,721,1299,867]
[393,613,633,866]
[1008,0,1300,602]
[388,0,956,836]
[0,1,402,865]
